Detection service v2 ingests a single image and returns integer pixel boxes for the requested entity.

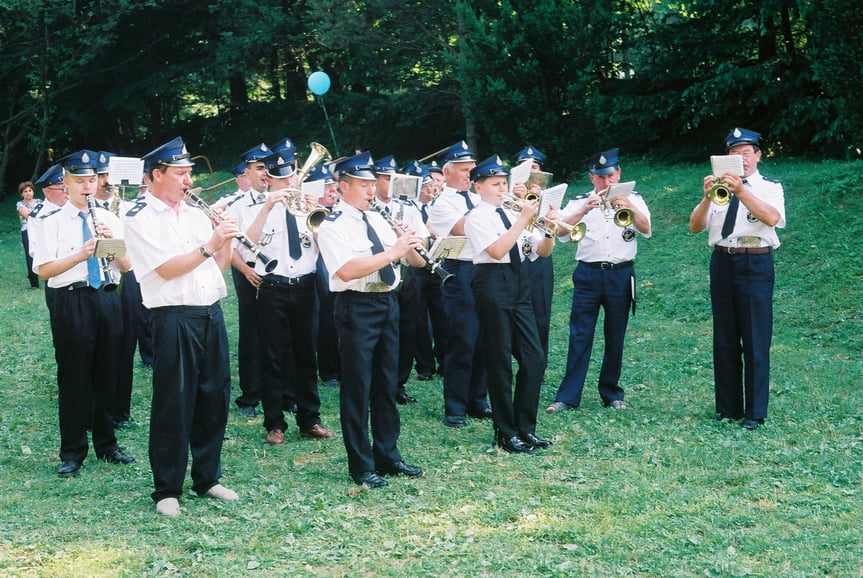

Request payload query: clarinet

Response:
[185,188,279,273]
[85,195,119,291]
[370,199,454,285]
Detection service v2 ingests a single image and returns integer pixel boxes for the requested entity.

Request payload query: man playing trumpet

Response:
[546,148,651,415]
[688,128,785,430]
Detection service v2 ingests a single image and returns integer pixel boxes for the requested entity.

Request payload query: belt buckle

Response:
[600,262,613,270]
[287,276,300,286]
[726,247,739,255]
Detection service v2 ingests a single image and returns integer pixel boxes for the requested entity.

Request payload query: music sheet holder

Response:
[429,236,467,262]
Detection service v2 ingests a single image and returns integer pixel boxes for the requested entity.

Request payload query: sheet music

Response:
[710,155,744,178]
[390,174,421,200]
[429,236,467,261]
[107,157,144,186]
[304,179,325,200]
[606,180,636,200]
[94,239,127,260]
[508,160,532,193]
[539,183,567,217]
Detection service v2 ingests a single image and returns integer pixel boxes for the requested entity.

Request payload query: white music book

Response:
[391,174,421,200]
[107,157,144,186]
[508,160,532,193]
[606,180,636,200]
[710,155,744,178]
[539,183,567,217]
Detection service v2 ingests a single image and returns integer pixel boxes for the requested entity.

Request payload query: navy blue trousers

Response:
[440,259,488,417]
[555,263,633,407]
[231,264,262,409]
[710,251,774,420]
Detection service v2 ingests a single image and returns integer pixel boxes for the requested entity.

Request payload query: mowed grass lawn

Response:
[0,157,861,576]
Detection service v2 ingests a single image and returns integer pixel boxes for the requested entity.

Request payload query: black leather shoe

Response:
[57,460,82,478]
[379,460,423,478]
[415,373,433,382]
[742,418,764,430]
[351,471,388,488]
[468,406,493,419]
[496,435,536,454]
[444,414,466,428]
[99,449,136,465]
[396,392,418,405]
[113,419,132,429]
[522,432,553,449]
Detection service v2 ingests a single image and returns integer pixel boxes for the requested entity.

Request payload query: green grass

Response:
[1,158,861,576]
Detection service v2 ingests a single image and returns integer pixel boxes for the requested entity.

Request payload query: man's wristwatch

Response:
[198,245,212,259]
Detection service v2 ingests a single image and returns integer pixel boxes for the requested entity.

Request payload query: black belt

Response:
[261,273,315,287]
[714,246,772,255]
[579,260,634,271]
[63,281,95,291]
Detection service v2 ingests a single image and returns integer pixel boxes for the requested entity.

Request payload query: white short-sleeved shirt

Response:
[317,201,401,292]
[559,189,651,263]
[124,192,227,308]
[244,202,318,277]
[706,170,785,249]
[427,186,479,261]
[31,202,125,288]
[465,200,545,265]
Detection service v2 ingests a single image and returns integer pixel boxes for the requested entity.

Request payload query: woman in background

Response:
[16,181,40,289]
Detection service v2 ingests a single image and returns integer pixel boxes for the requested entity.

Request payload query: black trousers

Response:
[526,256,554,364]
[397,267,422,388]
[231,264,262,409]
[149,303,230,502]
[115,270,152,422]
[333,291,402,475]
[472,264,544,440]
[21,230,39,288]
[53,285,121,462]
[258,275,321,433]
[414,267,447,376]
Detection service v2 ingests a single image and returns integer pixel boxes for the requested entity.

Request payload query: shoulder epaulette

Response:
[225,194,246,208]
[124,200,147,218]
[573,193,590,201]
[763,176,781,184]
[631,191,643,197]
[29,203,45,219]
[325,210,342,222]
[37,206,62,220]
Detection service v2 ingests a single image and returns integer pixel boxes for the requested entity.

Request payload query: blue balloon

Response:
[308,71,331,96]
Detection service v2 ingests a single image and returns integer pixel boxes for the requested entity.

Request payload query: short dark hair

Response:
[18,181,34,194]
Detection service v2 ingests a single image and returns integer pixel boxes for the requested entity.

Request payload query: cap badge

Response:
[733,128,742,138]
[81,152,90,163]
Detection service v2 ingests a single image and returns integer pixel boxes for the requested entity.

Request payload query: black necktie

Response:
[720,179,746,240]
[102,201,110,210]
[458,191,475,211]
[421,203,428,223]
[286,210,302,259]
[363,213,396,285]
[496,208,521,271]
[79,212,102,289]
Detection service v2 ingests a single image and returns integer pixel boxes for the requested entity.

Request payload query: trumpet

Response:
[185,187,279,273]
[85,195,119,291]
[535,217,586,242]
[370,199,454,285]
[597,189,634,227]
[501,193,542,231]
[709,178,732,205]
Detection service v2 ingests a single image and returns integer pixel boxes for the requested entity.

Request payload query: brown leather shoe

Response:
[266,429,285,445]
[300,424,336,439]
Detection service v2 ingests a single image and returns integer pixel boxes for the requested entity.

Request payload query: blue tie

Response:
[286,210,302,259]
[363,213,396,285]
[496,208,521,271]
[458,191,475,211]
[79,212,102,289]
[720,179,747,240]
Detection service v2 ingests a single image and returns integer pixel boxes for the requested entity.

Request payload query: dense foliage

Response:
[1,0,861,195]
